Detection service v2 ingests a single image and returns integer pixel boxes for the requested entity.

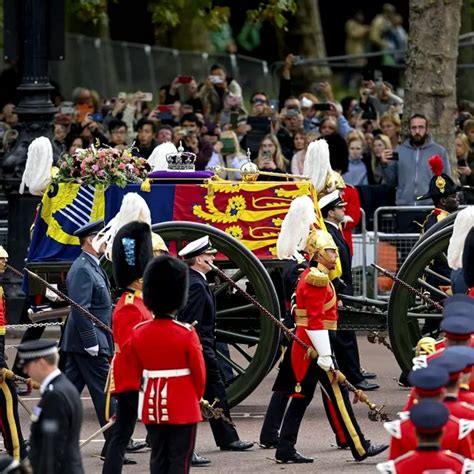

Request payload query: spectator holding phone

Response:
[180,113,213,170]
[379,112,401,149]
[455,132,474,203]
[371,134,393,184]
[168,76,204,114]
[255,134,289,181]
[201,64,242,123]
[249,92,271,118]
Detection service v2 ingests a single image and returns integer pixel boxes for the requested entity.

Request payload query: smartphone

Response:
[458,158,468,167]
[362,67,375,82]
[313,103,331,112]
[141,92,153,102]
[75,104,94,123]
[230,111,239,127]
[391,152,399,161]
[269,99,279,111]
[177,75,193,84]
[157,105,173,113]
[61,105,75,115]
[156,112,173,121]
[221,137,236,155]
[209,75,224,84]
[90,113,103,122]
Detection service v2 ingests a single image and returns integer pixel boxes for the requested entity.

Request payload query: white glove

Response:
[306,329,334,371]
[317,355,334,371]
[85,345,99,357]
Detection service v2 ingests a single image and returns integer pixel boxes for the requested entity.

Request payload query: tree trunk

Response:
[457,0,474,101]
[403,0,462,175]
[277,0,331,85]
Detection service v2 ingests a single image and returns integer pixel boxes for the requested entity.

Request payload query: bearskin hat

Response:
[462,227,474,288]
[112,221,153,289]
[143,255,189,315]
[320,134,349,174]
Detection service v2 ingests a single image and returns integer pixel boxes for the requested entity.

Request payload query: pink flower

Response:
[118,163,126,170]
[91,164,100,172]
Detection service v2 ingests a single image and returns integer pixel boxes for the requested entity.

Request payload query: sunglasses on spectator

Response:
[252,98,267,105]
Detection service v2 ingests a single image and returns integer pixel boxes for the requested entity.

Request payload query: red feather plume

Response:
[428,155,444,176]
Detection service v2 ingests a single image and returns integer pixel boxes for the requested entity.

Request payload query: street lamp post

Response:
[1,0,64,321]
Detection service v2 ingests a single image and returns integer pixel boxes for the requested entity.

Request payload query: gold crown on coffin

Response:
[166,142,196,172]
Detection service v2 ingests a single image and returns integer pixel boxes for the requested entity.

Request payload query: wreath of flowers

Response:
[53,144,151,188]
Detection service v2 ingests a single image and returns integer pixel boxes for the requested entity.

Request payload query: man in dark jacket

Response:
[18,339,83,474]
[178,236,253,462]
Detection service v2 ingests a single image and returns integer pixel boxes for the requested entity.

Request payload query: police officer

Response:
[178,236,254,455]
[129,255,206,473]
[385,365,472,459]
[103,221,154,473]
[377,400,473,474]
[0,245,27,461]
[17,339,83,474]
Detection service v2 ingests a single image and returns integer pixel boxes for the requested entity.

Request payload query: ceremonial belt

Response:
[143,368,191,378]
[294,309,337,330]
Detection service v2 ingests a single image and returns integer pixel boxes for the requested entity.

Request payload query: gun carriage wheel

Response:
[387,224,454,373]
[152,221,281,408]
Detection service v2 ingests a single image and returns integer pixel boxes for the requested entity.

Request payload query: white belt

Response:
[143,368,191,378]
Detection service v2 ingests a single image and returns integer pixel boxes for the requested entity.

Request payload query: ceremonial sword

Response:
[208,263,390,422]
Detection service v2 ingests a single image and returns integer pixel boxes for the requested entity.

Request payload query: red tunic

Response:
[110,290,153,394]
[387,414,472,459]
[129,318,206,425]
[0,286,6,336]
[378,449,467,474]
[341,185,361,256]
[291,266,338,388]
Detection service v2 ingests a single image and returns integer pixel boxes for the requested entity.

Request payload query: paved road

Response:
[7,335,409,473]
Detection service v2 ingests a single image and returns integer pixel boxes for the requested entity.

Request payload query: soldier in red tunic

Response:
[129,255,206,473]
[385,366,472,459]
[272,228,387,463]
[377,400,473,474]
[102,221,154,473]
[0,245,27,462]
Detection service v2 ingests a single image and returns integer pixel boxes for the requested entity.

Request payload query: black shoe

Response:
[366,443,389,457]
[360,368,377,379]
[220,440,254,451]
[355,380,380,391]
[258,441,278,449]
[126,439,147,452]
[276,451,314,464]
[191,452,211,466]
[99,456,137,465]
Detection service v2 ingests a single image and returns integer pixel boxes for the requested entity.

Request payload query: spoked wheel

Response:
[152,221,281,407]
[388,224,453,373]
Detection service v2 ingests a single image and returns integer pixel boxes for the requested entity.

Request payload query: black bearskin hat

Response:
[463,227,474,288]
[112,221,153,288]
[320,134,349,174]
[143,255,189,315]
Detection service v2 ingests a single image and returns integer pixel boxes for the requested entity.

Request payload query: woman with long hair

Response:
[379,113,401,149]
[255,134,289,181]
[371,134,393,184]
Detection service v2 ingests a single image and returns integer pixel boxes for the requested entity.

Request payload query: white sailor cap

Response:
[17,339,58,368]
[178,236,217,259]
[318,190,346,214]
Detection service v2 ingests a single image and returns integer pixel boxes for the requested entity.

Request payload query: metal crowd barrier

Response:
[372,206,433,300]
[351,208,367,298]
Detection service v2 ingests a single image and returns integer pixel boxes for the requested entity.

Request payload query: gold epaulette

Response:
[125,293,135,305]
[172,320,192,331]
[305,268,329,287]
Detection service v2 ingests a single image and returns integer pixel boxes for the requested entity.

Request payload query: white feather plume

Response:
[92,193,152,260]
[447,206,474,269]
[277,195,316,260]
[303,139,333,194]
[20,137,53,195]
[147,142,177,171]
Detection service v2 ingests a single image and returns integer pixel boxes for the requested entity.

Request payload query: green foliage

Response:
[247,0,297,31]
[66,0,108,27]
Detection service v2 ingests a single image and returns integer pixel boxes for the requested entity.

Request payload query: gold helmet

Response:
[415,337,437,356]
[305,228,338,265]
[0,246,8,258]
[152,233,169,254]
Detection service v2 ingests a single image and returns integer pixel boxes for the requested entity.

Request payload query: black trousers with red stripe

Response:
[273,338,369,461]
[146,423,196,474]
